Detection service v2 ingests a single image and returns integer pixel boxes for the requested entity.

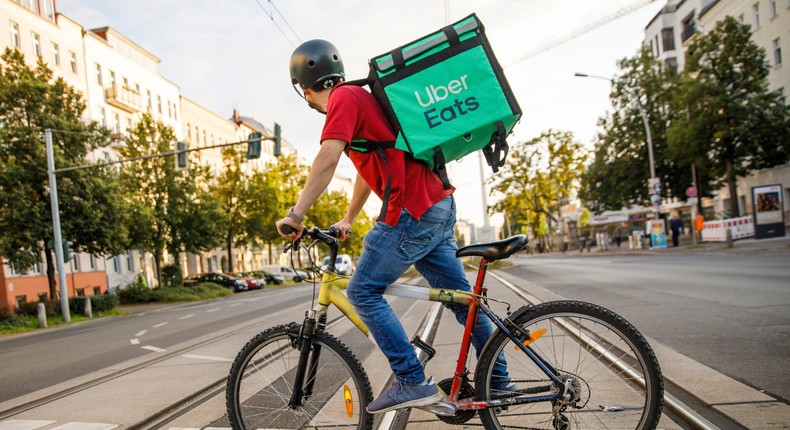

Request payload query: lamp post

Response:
[575,72,660,215]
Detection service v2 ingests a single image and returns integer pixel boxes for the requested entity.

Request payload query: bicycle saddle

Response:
[456,235,528,261]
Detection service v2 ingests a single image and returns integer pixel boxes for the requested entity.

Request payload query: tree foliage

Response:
[0,48,128,300]
[118,113,222,285]
[666,17,790,217]
[489,130,588,245]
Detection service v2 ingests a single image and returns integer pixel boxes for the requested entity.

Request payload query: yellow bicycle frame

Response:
[313,271,476,337]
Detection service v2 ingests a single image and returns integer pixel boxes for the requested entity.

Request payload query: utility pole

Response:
[45,129,70,322]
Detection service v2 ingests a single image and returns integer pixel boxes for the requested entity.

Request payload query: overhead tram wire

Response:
[503,0,660,69]
[253,0,301,48]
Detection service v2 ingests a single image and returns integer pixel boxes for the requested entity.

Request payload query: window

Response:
[779,87,786,105]
[123,77,128,89]
[661,28,675,51]
[69,51,78,74]
[71,254,80,272]
[31,32,41,57]
[146,89,152,111]
[738,14,745,24]
[681,15,696,42]
[126,251,134,271]
[167,100,172,118]
[9,21,20,48]
[113,255,121,273]
[753,3,761,27]
[89,255,95,270]
[95,63,103,86]
[187,123,192,141]
[770,0,778,17]
[103,151,110,160]
[114,113,121,134]
[93,287,100,296]
[773,38,782,66]
[109,70,116,88]
[15,296,27,309]
[50,42,59,66]
[157,95,162,114]
[100,107,107,128]
[76,288,84,297]
[127,117,132,132]
[195,126,200,144]
[654,35,660,55]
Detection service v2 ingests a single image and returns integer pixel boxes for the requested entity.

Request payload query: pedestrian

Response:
[614,225,623,249]
[670,212,683,247]
[276,40,510,414]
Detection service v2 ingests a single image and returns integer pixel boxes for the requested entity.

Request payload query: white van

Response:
[321,254,354,275]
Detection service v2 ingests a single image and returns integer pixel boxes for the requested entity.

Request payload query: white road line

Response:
[152,322,169,328]
[206,307,221,313]
[51,423,118,430]
[228,303,241,307]
[182,354,233,363]
[141,345,166,353]
[135,330,148,337]
[0,420,55,430]
[130,338,140,345]
[177,314,195,320]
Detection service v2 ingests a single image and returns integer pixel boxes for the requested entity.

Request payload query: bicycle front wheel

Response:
[475,300,663,430]
[226,323,374,429]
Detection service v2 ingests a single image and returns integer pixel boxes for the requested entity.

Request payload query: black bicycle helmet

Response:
[290,39,345,91]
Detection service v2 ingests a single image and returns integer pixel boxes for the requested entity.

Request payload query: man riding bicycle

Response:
[276,39,509,414]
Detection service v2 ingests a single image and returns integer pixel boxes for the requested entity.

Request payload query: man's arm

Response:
[276,138,346,238]
[333,173,372,240]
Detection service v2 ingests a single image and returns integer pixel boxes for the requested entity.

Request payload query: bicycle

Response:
[226,226,663,429]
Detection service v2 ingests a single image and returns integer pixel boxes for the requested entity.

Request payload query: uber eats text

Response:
[413,74,479,129]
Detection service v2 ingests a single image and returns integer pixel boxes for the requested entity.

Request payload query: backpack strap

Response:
[432,148,452,190]
[482,120,509,173]
[348,140,397,222]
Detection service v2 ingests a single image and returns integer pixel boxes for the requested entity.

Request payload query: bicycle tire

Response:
[475,300,663,430]
[226,323,374,430]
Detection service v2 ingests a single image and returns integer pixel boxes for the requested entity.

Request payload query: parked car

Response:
[262,265,312,282]
[250,270,284,285]
[321,254,354,275]
[183,272,248,292]
[227,272,266,290]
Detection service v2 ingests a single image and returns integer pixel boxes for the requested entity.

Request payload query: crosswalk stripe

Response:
[50,423,117,430]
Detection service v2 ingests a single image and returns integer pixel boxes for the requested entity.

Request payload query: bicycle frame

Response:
[300,257,569,412]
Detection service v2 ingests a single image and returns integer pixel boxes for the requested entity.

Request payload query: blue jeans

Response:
[347,195,508,384]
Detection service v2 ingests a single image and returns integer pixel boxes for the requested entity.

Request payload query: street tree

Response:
[666,16,790,217]
[0,49,128,301]
[489,130,588,248]
[581,46,688,212]
[118,113,221,286]
[213,145,247,273]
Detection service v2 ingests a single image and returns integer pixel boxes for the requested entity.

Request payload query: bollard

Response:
[37,302,47,328]
[725,229,734,248]
[84,296,93,318]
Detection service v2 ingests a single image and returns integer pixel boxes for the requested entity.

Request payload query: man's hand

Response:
[276,217,303,240]
[332,219,353,241]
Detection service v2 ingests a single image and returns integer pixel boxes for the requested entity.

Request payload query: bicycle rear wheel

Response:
[226,323,374,429]
[475,300,663,430]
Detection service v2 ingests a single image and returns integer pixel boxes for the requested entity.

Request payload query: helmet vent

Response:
[308,60,316,68]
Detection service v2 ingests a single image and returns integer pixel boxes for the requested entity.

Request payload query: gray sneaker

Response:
[366,378,443,414]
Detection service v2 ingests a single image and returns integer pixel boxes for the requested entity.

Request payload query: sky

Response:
[56,0,665,226]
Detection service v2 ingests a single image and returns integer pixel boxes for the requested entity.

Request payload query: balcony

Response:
[105,85,143,113]
[681,22,697,43]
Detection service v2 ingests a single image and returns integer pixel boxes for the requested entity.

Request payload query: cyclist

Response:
[276,39,509,414]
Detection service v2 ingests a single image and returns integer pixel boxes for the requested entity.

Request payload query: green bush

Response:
[161,264,183,287]
[119,282,232,304]
[69,294,119,314]
[15,300,57,317]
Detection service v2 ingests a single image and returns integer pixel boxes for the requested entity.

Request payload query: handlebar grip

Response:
[280,225,297,235]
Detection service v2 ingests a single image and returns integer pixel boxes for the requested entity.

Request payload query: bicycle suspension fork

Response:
[288,311,327,409]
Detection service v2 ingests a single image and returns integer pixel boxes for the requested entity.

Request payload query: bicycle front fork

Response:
[288,313,327,409]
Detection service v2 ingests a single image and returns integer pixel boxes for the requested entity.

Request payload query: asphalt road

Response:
[503,251,790,403]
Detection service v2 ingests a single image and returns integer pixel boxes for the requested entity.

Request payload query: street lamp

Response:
[574,72,660,215]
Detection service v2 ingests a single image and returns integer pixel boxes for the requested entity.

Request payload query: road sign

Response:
[686,186,697,197]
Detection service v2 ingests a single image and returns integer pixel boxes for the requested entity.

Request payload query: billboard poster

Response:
[752,184,785,239]
[648,219,667,249]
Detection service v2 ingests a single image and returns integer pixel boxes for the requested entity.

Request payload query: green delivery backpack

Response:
[348,13,522,192]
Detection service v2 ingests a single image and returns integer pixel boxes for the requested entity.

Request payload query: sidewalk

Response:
[542,234,790,257]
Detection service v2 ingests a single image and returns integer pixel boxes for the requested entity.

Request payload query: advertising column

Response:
[752,184,786,239]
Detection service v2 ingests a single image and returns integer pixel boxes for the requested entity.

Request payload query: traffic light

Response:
[62,240,74,262]
[273,123,281,157]
[247,132,262,159]
[176,141,188,169]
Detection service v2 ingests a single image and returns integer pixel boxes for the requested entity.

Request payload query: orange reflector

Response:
[516,327,547,350]
[344,384,354,417]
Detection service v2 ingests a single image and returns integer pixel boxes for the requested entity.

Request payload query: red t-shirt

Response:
[321,84,453,226]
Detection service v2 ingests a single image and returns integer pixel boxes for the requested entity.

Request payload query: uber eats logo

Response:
[413,74,479,129]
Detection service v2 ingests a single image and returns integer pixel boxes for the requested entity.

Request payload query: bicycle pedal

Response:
[414,400,457,416]
[411,335,436,362]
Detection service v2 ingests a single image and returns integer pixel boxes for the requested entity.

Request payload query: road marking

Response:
[229,303,241,307]
[135,330,148,337]
[177,314,195,320]
[206,307,221,313]
[130,338,140,345]
[0,420,55,430]
[51,424,118,430]
[141,345,166,353]
[152,322,169,328]
[182,354,233,362]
